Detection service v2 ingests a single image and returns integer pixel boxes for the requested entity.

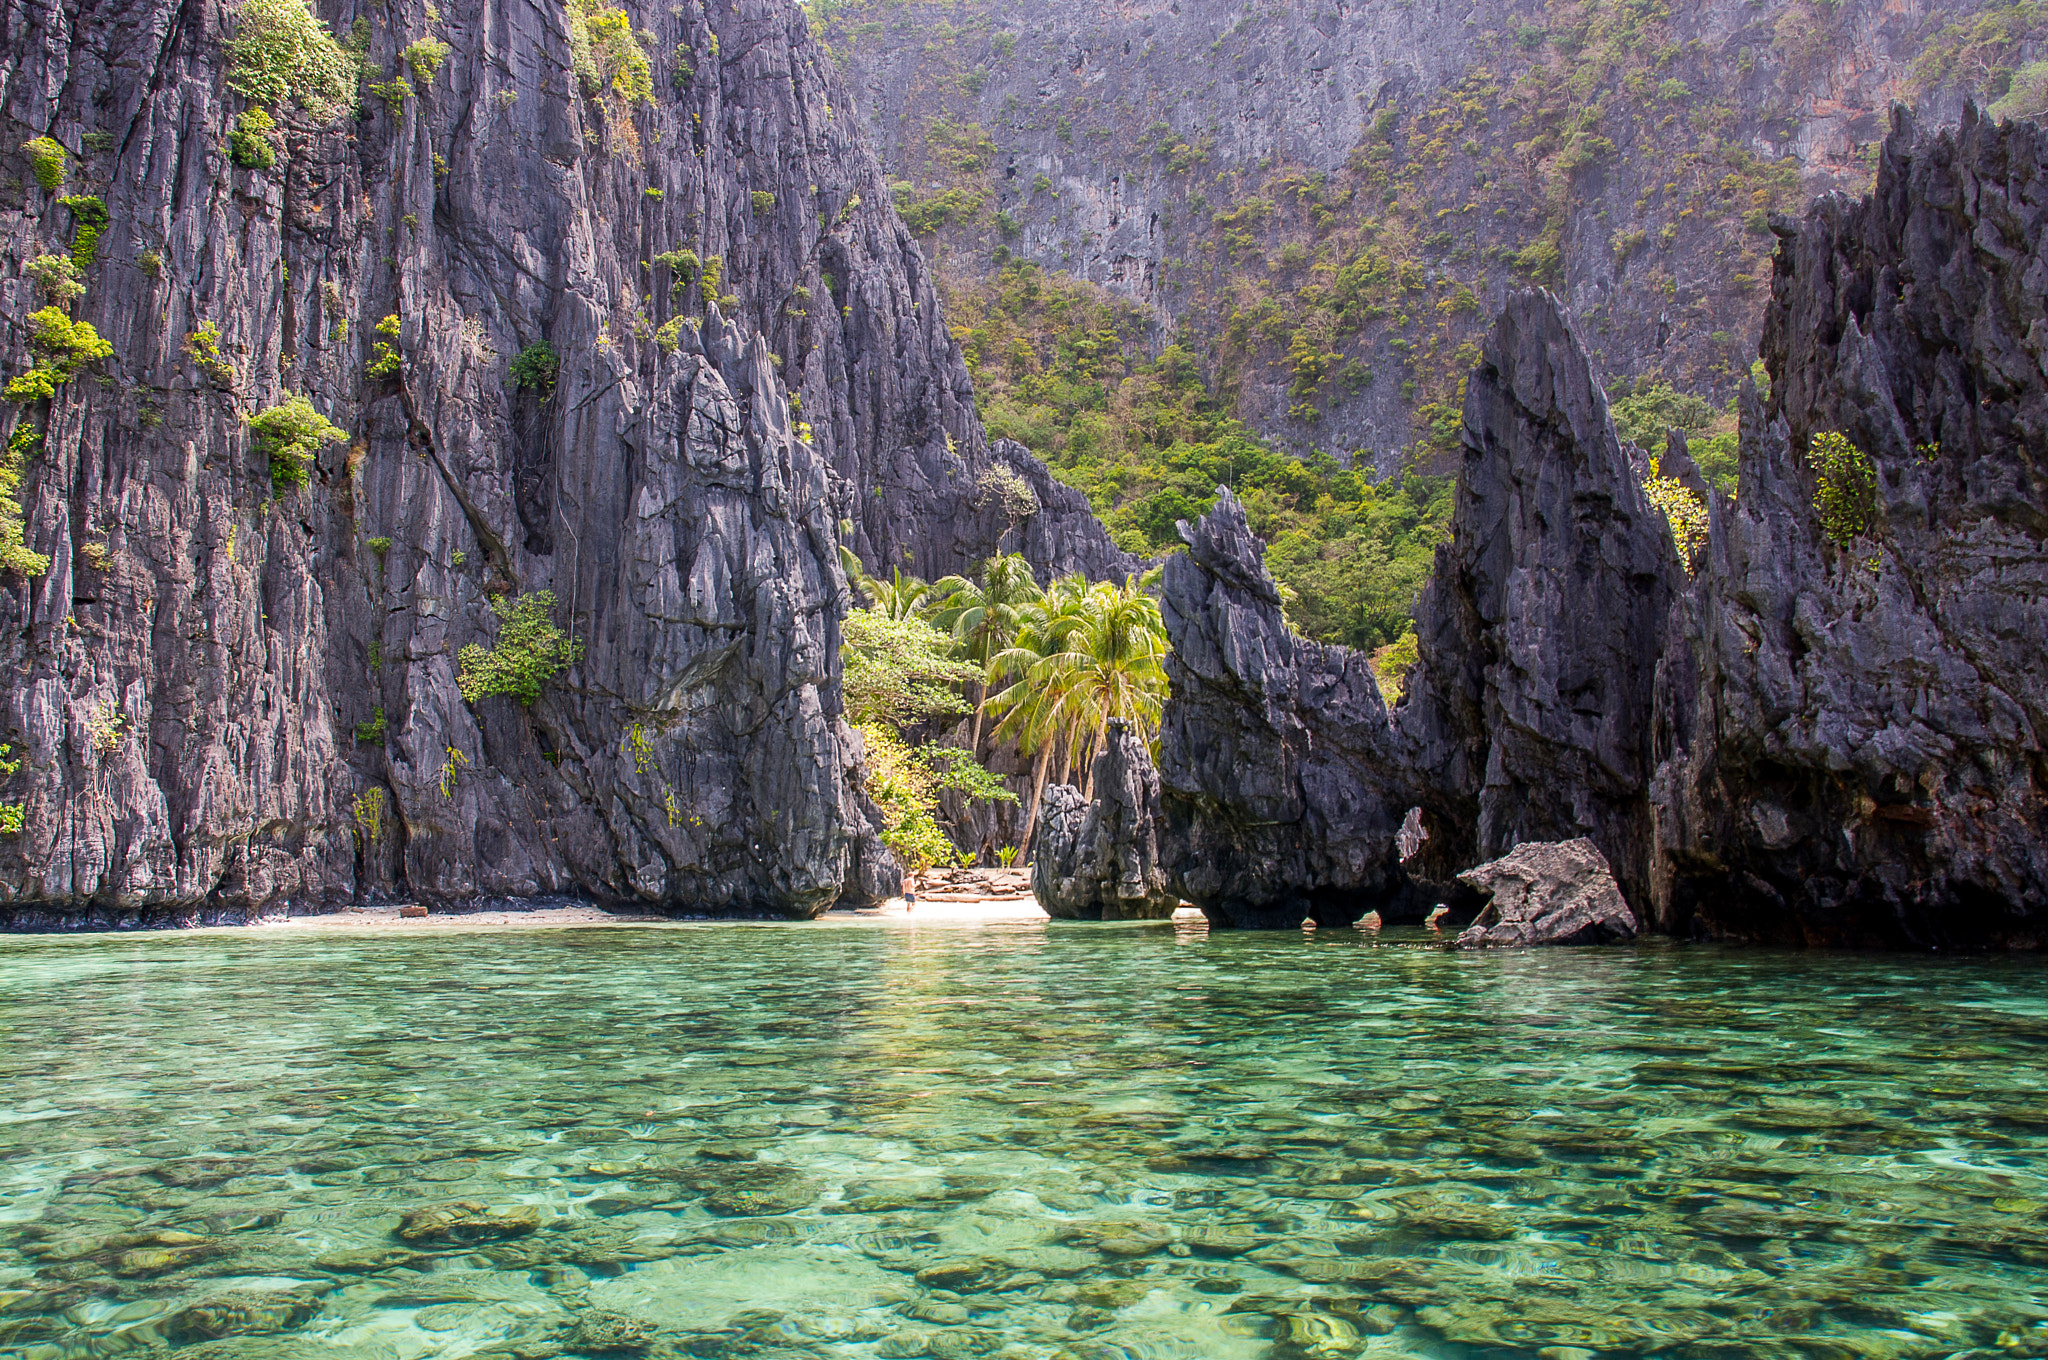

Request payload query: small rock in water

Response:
[395,1200,541,1244]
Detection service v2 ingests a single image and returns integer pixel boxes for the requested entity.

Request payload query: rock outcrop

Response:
[1398,290,1688,909]
[1030,720,1177,921]
[1649,108,2048,947]
[0,0,1119,924]
[1454,839,1639,948]
[1154,491,1420,928]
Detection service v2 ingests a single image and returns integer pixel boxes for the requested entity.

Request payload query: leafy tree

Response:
[841,606,977,728]
[984,574,1169,853]
[458,591,584,704]
[931,553,1043,754]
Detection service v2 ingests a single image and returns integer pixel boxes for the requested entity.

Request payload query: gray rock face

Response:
[0,0,1117,923]
[1398,290,1688,910]
[1454,839,1639,948]
[1650,108,2048,947]
[1154,491,1418,928]
[1030,720,1176,921]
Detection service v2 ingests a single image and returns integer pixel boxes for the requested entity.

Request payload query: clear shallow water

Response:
[2,921,2046,1360]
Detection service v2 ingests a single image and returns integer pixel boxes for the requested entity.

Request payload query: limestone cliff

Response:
[0,0,1121,923]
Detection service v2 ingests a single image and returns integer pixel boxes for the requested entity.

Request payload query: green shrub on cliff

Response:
[509,340,559,391]
[1,425,50,577]
[5,306,114,402]
[225,0,359,114]
[229,108,279,167]
[1807,431,1878,548]
[458,591,584,705]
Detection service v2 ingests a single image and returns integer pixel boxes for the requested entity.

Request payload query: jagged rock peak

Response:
[1397,289,1687,910]
[1155,489,1419,928]
[1030,719,1177,922]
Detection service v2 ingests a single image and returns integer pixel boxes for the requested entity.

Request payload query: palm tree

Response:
[931,553,1043,756]
[985,572,1169,856]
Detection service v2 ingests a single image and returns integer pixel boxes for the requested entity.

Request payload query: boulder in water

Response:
[1454,840,1639,947]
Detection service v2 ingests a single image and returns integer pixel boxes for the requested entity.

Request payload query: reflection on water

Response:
[1,920,2045,1359]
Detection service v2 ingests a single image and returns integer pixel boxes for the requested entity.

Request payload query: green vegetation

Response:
[568,0,655,137]
[23,254,84,305]
[1609,378,1739,493]
[1989,59,2048,119]
[1370,629,1419,704]
[21,137,66,192]
[248,395,346,486]
[365,313,401,378]
[183,322,236,386]
[367,536,392,555]
[353,787,385,840]
[653,248,702,295]
[403,37,452,83]
[457,591,584,704]
[751,190,777,216]
[1914,2,2048,97]
[1,425,50,577]
[59,196,107,270]
[5,306,114,402]
[0,804,21,835]
[894,183,983,235]
[841,590,1013,874]
[354,707,387,743]
[947,259,1451,651]
[841,549,1172,863]
[224,0,359,114]
[1806,431,1878,548]
[1640,459,1709,574]
[229,108,279,168]
[509,340,560,391]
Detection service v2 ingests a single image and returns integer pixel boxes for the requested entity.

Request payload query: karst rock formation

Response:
[1151,110,2046,944]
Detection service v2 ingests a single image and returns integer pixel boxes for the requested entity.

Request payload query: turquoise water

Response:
[2,920,2046,1360]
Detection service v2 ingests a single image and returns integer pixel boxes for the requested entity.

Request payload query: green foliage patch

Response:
[225,0,359,114]
[1806,430,1878,548]
[21,137,66,192]
[509,340,560,392]
[230,108,279,168]
[1,425,50,576]
[458,591,584,705]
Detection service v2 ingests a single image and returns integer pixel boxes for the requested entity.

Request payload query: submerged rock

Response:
[160,1291,320,1344]
[1031,721,1179,921]
[394,1202,541,1245]
[567,1310,657,1354]
[1454,840,1640,948]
